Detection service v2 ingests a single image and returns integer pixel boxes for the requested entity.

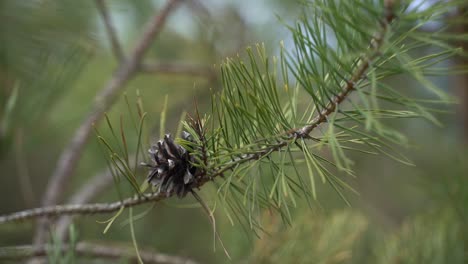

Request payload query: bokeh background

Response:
[0,0,467,263]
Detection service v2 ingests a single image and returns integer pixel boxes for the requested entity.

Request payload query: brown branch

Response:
[95,0,125,61]
[0,242,199,264]
[34,0,183,246]
[0,193,164,224]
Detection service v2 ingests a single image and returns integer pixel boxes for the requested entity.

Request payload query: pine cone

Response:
[143,132,197,197]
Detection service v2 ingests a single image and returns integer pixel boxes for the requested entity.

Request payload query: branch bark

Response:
[1,193,163,223]
[0,242,198,264]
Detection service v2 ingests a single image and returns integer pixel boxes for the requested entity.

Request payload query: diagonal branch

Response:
[95,0,125,61]
[35,0,183,248]
[0,242,198,264]
[296,1,394,137]
[210,1,396,177]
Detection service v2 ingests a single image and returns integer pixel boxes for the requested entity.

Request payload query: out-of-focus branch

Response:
[95,0,125,61]
[35,0,183,248]
[140,61,215,79]
[0,242,199,264]
[186,0,213,21]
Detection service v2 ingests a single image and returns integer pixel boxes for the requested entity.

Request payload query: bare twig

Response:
[95,0,125,61]
[0,242,199,264]
[35,0,183,246]
[1,193,164,224]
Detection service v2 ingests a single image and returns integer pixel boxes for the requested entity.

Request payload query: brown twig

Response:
[0,193,164,224]
[95,0,125,61]
[0,242,198,264]
[35,0,183,247]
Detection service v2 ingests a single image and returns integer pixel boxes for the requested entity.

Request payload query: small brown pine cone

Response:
[142,132,197,197]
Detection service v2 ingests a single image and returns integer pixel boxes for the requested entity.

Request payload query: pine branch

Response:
[0,242,198,264]
[0,193,163,224]
[210,0,396,177]
[34,0,183,247]
[0,0,397,227]
[293,0,395,136]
